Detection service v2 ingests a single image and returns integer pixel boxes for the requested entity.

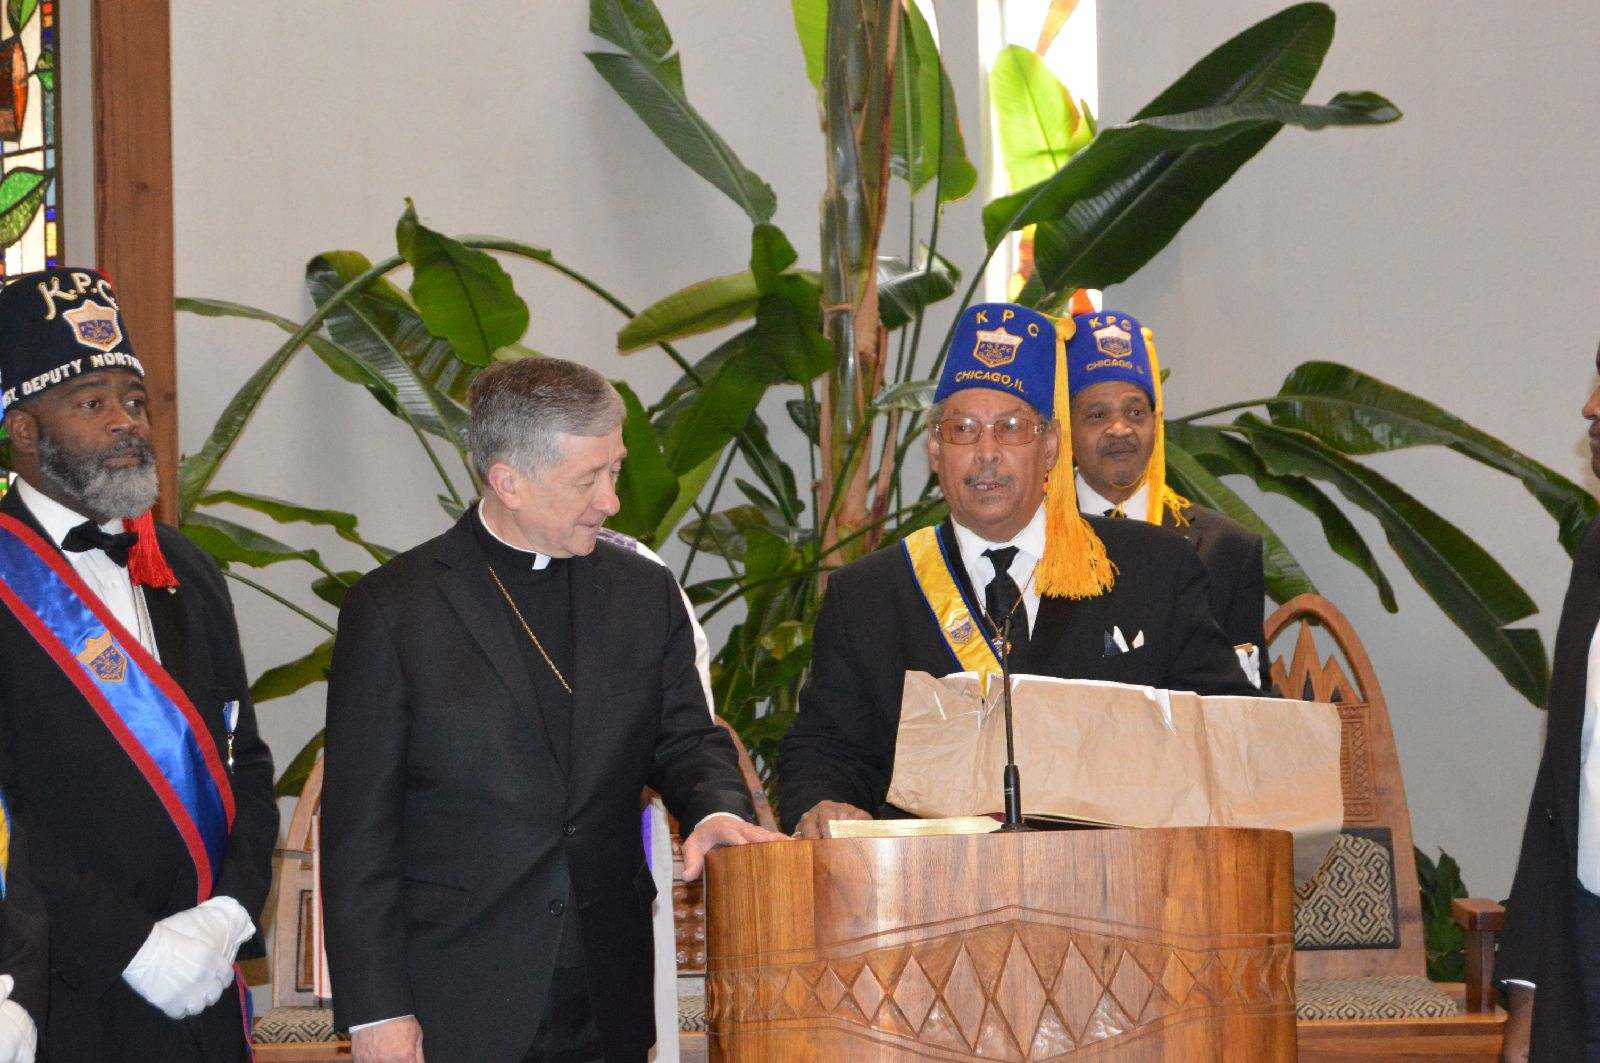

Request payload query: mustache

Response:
[963,463,1015,489]
[104,437,156,463]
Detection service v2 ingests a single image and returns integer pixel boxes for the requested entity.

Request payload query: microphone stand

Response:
[996,608,1032,833]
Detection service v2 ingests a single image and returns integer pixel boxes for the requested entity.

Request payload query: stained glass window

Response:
[0,0,60,278]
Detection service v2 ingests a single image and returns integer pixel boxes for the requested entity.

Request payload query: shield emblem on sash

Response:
[944,608,977,645]
[77,631,128,684]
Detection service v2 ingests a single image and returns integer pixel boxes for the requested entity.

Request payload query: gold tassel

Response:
[1140,326,1191,527]
[1036,317,1117,599]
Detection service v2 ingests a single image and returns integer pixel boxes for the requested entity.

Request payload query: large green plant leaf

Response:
[0,169,48,247]
[619,270,764,353]
[983,4,1400,302]
[1170,420,1396,610]
[1162,438,1315,603]
[181,512,330,572]
[662,329,782,475]
[306,252,471,449]
[989,44,1092,191]
[609,381,680,543]
[1236,415,1548,705]
[199,488,395,564]
[792,0,975,202]
[1267,361,1600,556]
[395,200,529,365]
[275,730,325,798]
[251,638,334,704]
[891,0,977,201]
[877,249,959,329]
[588,0,776,223]
[652,449,720,546]
[177,296,395,402]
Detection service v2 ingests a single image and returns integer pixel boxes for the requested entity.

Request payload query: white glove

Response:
[164,896,256,967]
[122,897,254,1020]
[0,976,37,1063]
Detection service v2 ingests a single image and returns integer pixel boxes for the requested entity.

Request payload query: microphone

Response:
[996,607,1031,833]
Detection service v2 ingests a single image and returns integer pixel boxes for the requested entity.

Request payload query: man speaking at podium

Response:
[779,303,1255,839]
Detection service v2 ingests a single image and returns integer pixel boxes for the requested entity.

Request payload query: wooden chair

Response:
[251,754,349,1059]
[667,717,777,1063]
[1268,594,1507,1060]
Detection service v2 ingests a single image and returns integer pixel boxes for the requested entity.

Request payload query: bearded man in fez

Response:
[321,356,783,1063]
[779,302,1256,838]
[0,268,278,1061]
[1065,309,1267,681]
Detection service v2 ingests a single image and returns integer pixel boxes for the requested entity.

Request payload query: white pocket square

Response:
[1104,626,1146,656]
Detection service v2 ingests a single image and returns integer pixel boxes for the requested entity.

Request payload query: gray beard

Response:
[36,435,159,523]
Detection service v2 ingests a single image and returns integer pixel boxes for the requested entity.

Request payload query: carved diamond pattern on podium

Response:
[708,915,1294,1058]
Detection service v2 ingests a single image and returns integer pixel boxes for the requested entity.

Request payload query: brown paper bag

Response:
[886,671,1343,883]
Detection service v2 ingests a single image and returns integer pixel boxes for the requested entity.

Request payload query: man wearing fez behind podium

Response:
[779,302,1256,838]
[1062,305,1267,681]
[321,356,783,1063]
[0,268,279,1060]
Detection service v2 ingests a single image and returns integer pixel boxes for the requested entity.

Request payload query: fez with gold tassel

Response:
[1062,307,1192,526]
[933,302,1115,599]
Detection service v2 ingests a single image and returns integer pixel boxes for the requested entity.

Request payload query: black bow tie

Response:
[62,521,138,566]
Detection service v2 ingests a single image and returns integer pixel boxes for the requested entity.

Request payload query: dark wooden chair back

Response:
[1266,593,1425,981]
[269,754,327,1009]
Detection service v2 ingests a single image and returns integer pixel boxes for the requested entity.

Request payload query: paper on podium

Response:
[886,671,1343,883]
[826,816,1002,839]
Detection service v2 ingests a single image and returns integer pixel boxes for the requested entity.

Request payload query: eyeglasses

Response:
[932,415,1047,446]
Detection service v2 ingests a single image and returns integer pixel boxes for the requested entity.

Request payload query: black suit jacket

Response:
[1500,516,1600,1059]
[777,515,1256,832]
[321,510,756,1063]
[0,487,278,1062]
[1165,503,1267,661]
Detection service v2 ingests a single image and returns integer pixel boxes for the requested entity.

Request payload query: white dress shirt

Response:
[14,477,158,658]
[950,504,1047,633]
[1577,618,1600,896]
[1075,473,1150,524]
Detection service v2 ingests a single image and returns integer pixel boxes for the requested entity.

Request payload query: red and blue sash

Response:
[0,513,234,900]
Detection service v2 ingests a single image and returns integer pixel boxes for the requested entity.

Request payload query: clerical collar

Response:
[14,476,125,549]
[1075,472,1149,522]
[474,502,554,571]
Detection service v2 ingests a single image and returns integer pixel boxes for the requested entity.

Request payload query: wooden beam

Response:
[92,1,177,523]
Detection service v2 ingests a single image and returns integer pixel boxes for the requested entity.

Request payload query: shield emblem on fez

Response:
[63,301,123,353]
[971,326,1023,369]
[77,631,128,684]
[1093,322,1133,359]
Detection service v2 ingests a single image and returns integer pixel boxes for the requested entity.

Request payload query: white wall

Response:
[1098,0,1600,898]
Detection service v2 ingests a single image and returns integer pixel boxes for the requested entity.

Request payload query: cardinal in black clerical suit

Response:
[779,303,1255,838]
[321,357,780,1063]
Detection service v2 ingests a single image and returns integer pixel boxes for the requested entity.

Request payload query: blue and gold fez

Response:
[933,301,1115,599]
[1065,309,1154,404]
[0,268,141,414]
[934,302,1059,417]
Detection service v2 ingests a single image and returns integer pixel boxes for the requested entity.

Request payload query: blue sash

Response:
[0,514,233,899]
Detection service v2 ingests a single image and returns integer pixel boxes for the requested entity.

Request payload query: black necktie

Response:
[981,546,1031,665]
[62,521,138,567]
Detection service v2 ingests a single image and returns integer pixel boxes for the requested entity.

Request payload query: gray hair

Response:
[467,357,624,479]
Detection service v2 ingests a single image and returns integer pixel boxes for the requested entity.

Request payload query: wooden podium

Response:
[704,827,1295,1061]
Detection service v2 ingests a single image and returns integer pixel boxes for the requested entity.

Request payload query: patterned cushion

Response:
[1294,829,1400,950]
[252,1005,343,1044]
[1295,975,1459,1021]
